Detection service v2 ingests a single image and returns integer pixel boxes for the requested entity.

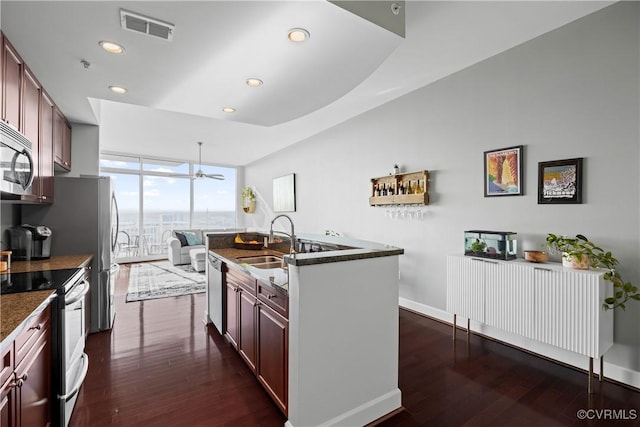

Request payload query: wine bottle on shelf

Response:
[374,184,380,197]
[382,183,387,196]
[415,179,423,194]
[389,182,395,196]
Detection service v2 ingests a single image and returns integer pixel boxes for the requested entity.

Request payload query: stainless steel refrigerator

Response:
[22,176,117,332]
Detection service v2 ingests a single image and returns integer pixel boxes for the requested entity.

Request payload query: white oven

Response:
[58,270,90,427]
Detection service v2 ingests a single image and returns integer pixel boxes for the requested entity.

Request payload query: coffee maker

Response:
[9,225,52,260]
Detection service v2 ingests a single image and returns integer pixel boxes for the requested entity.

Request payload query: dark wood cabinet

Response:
[37,91,55,203]
[53,106,71,171]
[238,290,257,373]
[225,281,240,349]
[18,66,42,203]
[2,304,52,427]
[14,320,51,427]
[0,344,16,427]
[2,37,22,128]
[257,303,288,414]
[224,265,288,415]
[1,32,60,203]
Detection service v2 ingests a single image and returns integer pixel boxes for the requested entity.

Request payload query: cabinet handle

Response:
[267,294,276,300]
[28,324,42,331]
[534,267,552,272]
[16,373,27,382]
[484,260,499,265]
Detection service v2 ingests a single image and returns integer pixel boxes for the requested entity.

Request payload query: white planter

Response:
[242,199,256,214]
[562,252,591,269]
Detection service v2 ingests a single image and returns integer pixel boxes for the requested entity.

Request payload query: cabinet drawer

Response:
[0,345,13,386]
[14,305,50,366]
[257,282,288,318]
[227,268,256,296]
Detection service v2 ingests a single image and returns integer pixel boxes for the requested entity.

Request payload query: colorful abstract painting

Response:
[484,145,523,197]
[538,158,583,204]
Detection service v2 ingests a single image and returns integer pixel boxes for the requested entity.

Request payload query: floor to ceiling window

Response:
[100,153,237,262]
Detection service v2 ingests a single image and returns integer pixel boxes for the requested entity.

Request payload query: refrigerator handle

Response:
[111,193,120,253]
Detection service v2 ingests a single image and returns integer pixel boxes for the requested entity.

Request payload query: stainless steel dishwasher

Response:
[206,251,226,334]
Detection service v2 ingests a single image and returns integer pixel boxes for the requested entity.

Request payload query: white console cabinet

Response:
[446,255,613,392]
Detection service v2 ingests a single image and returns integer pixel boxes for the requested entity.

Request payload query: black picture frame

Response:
[537,158,583,204]
[483,145,524,197]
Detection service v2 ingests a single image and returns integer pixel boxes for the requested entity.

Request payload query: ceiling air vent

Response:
[120,9,175,41]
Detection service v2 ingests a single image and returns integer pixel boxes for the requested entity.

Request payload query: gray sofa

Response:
[167,229,207,265]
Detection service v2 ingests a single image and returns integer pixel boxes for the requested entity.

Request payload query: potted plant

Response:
[545,233,640,310]
[241,187,256,214]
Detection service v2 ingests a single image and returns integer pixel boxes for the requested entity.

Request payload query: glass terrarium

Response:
[464,230,517,260]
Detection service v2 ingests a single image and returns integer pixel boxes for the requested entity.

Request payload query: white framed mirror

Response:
[273,173,296,212]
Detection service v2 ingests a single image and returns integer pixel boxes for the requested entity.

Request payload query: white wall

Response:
[245,2,640,381]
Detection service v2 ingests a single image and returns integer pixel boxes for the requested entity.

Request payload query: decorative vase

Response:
[242,199,256,214]
[562,252,590,269]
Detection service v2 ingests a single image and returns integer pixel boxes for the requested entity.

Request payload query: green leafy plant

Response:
[468,240,487,253]
[241,187,255,201]
[545,233,640,310]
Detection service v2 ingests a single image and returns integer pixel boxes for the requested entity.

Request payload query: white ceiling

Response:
[1,1,613,167]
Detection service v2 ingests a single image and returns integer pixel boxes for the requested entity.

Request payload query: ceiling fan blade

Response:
[205,174,225,180]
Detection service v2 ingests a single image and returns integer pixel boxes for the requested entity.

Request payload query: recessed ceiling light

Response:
[109,86,128,94]
[99,40,125,54]
[222,107,236,113]
[246,78,263,87]
[288,28,310,42]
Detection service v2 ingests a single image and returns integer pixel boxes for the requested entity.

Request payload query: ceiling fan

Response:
[192,141,224,180]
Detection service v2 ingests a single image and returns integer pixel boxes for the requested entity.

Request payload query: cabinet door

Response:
[15,324,51,427]
[0,344,16,427]
[38,91,54,203]
[2,38,22,128]
[53,107,71,170]
[446,256,485,322]
[257,303,288,415]
[0,377,17,427]
[224,282,239,349]
[238,290,257,373]
[485,262,535,339]
[533,269,609,358]
[19,66,41,202]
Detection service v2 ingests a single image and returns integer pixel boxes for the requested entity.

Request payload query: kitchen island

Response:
[208,232,404,427]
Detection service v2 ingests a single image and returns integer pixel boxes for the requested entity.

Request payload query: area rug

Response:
[126,261,206,302]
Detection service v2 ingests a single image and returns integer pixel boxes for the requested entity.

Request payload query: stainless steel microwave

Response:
[0,120,34,195]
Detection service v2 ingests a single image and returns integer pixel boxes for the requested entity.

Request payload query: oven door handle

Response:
[65,280,90,306]
[58,353,89,401]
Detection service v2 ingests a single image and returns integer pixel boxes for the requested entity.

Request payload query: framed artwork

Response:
[484,145,524,197]
[273,173,296,212]
[538,158,583,204]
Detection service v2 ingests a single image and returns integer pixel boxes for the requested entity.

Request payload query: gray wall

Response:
[245,2,640,376]
[66,123,100,177]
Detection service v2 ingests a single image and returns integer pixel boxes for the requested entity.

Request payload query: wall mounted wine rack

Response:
[369,170,429,206]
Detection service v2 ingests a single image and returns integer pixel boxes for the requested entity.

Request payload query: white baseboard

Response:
[284,389,401,427]
[398,297,640,390]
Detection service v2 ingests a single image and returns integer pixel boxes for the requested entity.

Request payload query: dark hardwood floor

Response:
[70,264,640,426]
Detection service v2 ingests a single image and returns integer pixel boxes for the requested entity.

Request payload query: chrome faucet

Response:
[269,214,296,256]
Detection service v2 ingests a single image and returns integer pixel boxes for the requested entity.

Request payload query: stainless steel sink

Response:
[250,261,286,270]
[236,255,286,269]
[236,255,282,264]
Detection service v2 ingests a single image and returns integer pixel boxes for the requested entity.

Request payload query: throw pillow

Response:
[183,231,202,246]
[174,232,188,247]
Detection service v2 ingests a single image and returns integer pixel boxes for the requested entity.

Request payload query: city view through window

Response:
[100,154,237,261]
